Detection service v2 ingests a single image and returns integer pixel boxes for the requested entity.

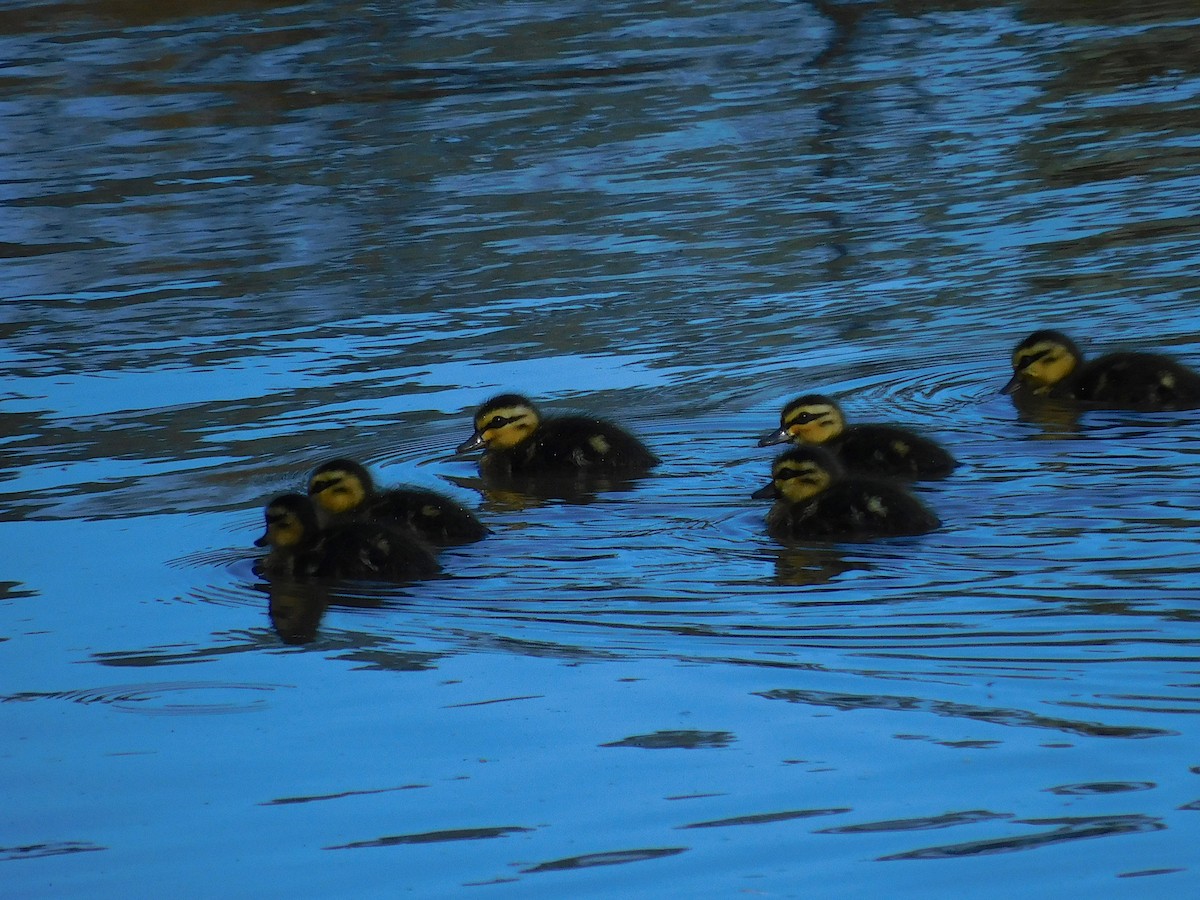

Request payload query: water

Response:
[4,0,1200,894]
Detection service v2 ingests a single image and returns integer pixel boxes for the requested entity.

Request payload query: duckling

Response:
[307,458,487,545]
[457,393,659,478]
[1003,329,1200,410]
[752,446,940,541]
[758,394,955,479]
[255,493,441,581]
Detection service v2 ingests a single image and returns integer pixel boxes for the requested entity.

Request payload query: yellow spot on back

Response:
[867,496,888,516]
[891,441,910,457]
[1161,372,1176,389]
[588,435,611,455]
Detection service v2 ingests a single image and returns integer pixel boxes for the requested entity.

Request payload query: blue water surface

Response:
[4,0,1200,895]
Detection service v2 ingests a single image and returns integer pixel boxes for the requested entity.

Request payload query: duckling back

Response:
[767,479,940,541]
[1073,352,1200,410]
[830,425,956,480]
[305,520,442,581]
[368,487,489,545]
[517,416,660,474]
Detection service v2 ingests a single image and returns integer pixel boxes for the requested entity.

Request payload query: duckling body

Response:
[308,459,487,545]
[759,394,955,479]
[753,446,940,541]
[1004,330,1200,410]
[256,493,441,582]
[458,393,659,479]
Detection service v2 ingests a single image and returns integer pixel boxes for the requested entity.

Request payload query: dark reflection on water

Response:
[5,0,1200,895]
[756,688,1176,739]
[878,814,1166,862]
[326,825,535,851]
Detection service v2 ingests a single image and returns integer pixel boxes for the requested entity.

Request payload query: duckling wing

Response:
[370,488,488,544]
[312,522,441,581]
[765,498,824,540]
[531,417,659,472]
[1073,352,1200,410]
[816,481,940,537]
[833,425,956,479]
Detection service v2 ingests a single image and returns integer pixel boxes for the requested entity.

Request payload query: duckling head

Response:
[457,393,541,453]
[307,458,373,517]
[255,494,319,549]
[758,395,844,447]
[751,446,841,502]
[1003,330,1080,394]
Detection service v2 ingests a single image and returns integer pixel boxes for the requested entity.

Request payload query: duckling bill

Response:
[457,393,659,478]
[308,458,487,545]
[758,394,955,479]
[753,446,940,541]
[1004,329,1200,410]
[256,493,441,582]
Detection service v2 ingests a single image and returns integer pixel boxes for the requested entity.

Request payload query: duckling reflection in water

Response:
[759,394,955,479]
[753,446,940,541]
[307,458,487,545]
[1003,329,1200,410]
[457,393,659,481]
[264,580,329,645]
[255,493,441,582]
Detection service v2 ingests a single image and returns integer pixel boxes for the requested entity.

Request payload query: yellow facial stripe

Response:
[1012,340,1077,389]
[308,471,365,514]
[772,462,831,502]
[265,511,305,547]
[1013,340,1058,370]
[475,405,537,450]
[783,405,841,443]
[475,406,531,429]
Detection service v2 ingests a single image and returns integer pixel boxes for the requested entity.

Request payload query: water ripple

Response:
[2,681,286,715]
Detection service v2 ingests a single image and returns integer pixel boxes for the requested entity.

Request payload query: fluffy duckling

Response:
[752,446,940,541]
[255,493,441,581]
[758,394,955,479]
[308,458,487,545]
[1003,329,1200,410]
[457,393,659,478]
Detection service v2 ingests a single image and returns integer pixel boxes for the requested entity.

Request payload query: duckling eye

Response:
[486,415,510,430]
[775,467,801,480]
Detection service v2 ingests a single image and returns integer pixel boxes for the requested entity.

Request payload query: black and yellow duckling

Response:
[752,446,940,541]
[255,493,441,581]
[307,458,487,545]
[757,394,956,479]
[1003,329,1200,410]
[456,393,660,478]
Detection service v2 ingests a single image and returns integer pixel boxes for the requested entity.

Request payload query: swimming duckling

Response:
[255,493,441,581]
[457,393,659,478]
[752,446,940,541]
[758,394,955,479]
[1003,329,1200,410]
[307,458,487,545]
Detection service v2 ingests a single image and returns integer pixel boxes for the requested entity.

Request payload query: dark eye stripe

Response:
[1016,348,1052,370]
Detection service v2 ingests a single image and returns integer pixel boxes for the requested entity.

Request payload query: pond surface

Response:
[5,0,1200,894]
